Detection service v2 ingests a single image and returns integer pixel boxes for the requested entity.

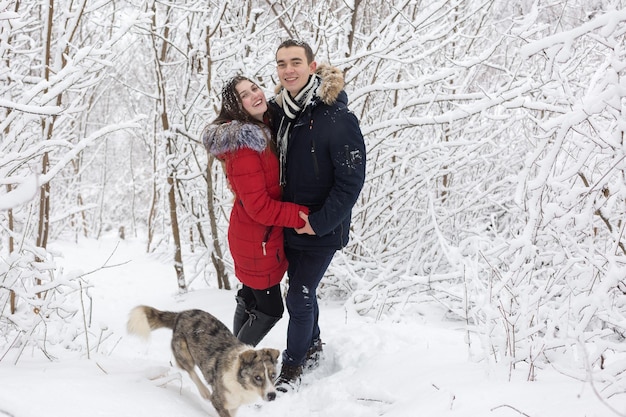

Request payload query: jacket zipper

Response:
[262,226,273,256]
[310,119,320,179]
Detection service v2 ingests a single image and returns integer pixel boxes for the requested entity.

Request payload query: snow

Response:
[520,10,626,59]
[0,236,621,417]
[0,175,39,211]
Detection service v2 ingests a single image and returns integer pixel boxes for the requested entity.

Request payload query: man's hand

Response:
[295,211,316,235]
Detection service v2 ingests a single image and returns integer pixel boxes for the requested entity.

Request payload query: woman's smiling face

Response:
[235,80,267,121]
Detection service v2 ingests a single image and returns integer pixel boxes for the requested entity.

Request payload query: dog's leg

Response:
[171,336,211,400]
[210,390,236,417]
[187,369,211,400]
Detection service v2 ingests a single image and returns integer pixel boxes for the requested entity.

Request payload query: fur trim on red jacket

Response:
[203,120,270,157]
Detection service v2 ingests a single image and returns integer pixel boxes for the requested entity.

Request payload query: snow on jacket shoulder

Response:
[201,120,308,289]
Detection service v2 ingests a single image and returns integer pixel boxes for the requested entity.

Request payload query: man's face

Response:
[276,46,317,97]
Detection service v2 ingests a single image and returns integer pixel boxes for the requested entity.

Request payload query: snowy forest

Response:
[1,0,626,411]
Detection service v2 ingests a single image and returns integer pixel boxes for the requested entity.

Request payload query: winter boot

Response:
[232,293,251,337]
[275,363,302,394]
[236,309,281,347]
[303,338,324,371]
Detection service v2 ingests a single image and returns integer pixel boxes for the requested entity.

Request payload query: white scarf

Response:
[276,74,321,186]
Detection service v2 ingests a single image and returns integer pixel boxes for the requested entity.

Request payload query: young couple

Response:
[202,40,366,393]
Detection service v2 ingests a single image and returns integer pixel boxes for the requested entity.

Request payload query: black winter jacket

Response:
[269,65,366,250]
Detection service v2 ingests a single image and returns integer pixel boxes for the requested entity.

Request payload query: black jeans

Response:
[238,283,284,318]
[282,246,336,366]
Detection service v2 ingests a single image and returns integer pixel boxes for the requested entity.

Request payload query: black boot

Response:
[236,309,281,347]
[233,294,250,337]
[275,363,302,394]
[303,338,324,371]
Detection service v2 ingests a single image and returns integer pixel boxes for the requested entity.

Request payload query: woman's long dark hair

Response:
[212,75,275,150]
[214,76,268,126]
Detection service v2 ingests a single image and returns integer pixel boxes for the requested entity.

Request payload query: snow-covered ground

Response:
[0,236,621,417]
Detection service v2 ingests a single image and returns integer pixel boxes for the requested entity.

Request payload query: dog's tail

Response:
[127,305,178,340]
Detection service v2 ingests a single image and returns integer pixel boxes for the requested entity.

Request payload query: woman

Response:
[202,75,308,347]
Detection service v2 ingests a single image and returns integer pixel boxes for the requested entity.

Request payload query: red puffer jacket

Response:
[203,120,308,289]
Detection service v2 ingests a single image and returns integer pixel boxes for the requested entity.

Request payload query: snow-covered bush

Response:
[0,241,102,362]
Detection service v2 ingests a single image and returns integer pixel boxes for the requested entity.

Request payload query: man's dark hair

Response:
[276,39,315,64]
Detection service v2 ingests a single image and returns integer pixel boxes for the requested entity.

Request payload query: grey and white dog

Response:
[127,306,280,417]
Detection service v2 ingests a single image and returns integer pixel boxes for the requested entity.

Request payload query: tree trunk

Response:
[146,116,158,253]
[203,22,230,290]
[37,0,55,255]
[151,0,186,292]
[206,159,230,290]
[7,184,16,313]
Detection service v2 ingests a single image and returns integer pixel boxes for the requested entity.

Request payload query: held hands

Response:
[295,211,316,235]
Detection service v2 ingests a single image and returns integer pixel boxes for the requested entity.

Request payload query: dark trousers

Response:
[238,283,284,318]
[282,246,336,366]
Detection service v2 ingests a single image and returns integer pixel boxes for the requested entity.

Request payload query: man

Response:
[268,39,366,392]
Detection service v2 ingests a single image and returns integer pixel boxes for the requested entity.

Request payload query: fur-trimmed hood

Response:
[202,120,270,157]
[273,63,344,106]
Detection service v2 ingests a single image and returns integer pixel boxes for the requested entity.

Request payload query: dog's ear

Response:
[263,348,280,363]
[239,349,258,365]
